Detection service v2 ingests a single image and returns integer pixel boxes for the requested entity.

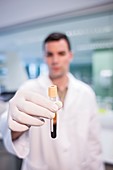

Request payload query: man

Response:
[0,32,104,170]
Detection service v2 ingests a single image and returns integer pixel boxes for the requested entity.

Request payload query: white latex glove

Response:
[8,89,62,132]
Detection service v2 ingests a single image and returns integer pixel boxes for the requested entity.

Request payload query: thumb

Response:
[55,101,63,110]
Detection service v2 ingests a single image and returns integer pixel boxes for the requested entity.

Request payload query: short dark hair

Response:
[43,32,71,51]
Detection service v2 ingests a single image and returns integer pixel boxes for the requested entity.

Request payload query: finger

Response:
[55,101,63,109]
[24,91,59,112]
[8,115,29,132]
[12,108,45,126]
[16,100,55,119]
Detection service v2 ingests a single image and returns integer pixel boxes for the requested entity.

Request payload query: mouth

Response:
[52,67,60,72]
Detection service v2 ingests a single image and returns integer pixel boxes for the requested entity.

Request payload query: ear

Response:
[69,52,73,62]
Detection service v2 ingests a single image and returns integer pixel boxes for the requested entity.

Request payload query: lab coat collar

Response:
[38,72,80,90]
[38,73,80,111]
[63,73,80,111]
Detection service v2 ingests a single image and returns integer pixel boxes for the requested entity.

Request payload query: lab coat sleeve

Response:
[0,111,30,159]
[87,94,105,170]
[0,80,39,159]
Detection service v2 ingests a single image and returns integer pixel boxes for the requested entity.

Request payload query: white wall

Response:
[0,0,113,28]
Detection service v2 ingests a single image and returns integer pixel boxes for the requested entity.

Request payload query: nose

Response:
[52,55,59,63]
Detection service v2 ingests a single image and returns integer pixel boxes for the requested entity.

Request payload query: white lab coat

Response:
[0,73,105,170]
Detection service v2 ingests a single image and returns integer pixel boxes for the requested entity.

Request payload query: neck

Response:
[50,74,68,91]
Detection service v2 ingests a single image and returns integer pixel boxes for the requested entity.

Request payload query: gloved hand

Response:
[8,89,62,132]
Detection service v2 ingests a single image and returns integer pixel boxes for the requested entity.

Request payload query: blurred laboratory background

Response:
[0,0,113,170]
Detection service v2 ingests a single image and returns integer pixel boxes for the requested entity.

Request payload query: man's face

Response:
[44,39,73,79]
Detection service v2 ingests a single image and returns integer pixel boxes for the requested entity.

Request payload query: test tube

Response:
[48,85,57,138]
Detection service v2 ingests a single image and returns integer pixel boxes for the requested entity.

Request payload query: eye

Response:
[46,52,53,57]
[58,51,66,56]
